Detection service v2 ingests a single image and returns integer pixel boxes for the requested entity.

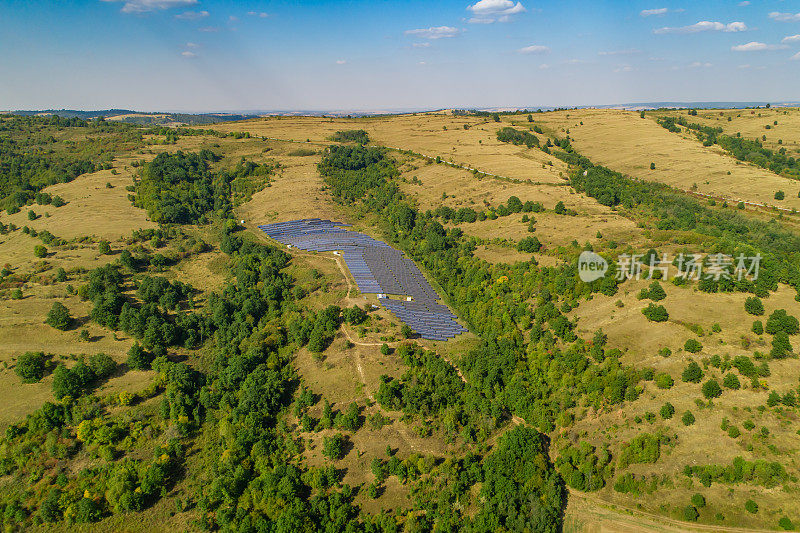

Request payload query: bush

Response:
[682,411,696,426]
[642,303,669,322]
[682,361,703,383]
[765,309,799,335]
[655,372,674,389]
[322,433,347,460]
[771,331,793,359]
[98,240,112,254]
[380,343,390,355]
[779,517,794,531]
[15,351,47,382]
[745,500,758,514]
[775,190,785,200]
[517,236,542,253]
[127,342,153,370]
[744,296,764,316]
[554,201,567,215]
[660,402,675,419]
[691,493,706,508]
[723,373,741,390]
[34,245,48,258]
[684,505,699,521]
[752,320,764,335]
[702,379,722,399]
[89,353,116,379]
[684,338,703,353]
[45,301,73,330]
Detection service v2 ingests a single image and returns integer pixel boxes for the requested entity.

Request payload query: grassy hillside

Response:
[1,111,800,532]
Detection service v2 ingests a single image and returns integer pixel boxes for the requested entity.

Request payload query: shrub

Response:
[127,342,153,370]
[554,201,567,214]
[745,500,758,514]
[702,379,722,399]
[684,505,699,522]
[45,302,73,330]
[752,320,764,335]
[98,240,112,255]
[775,190,785,200]
[642,303,669,322]
[779,517,794,530]
[15,351,47,382]
[771,331,792,359]
[647,281,666,301]
[660,402,675,419]
[322,433,347,460]
[765,309,799,335]
[684,338,703,353]
[682,411,696,426]
[380,343,390,355]
[34,245,48,258]
[744,296,764,316]
[618,433,661,468]
[655,373,674,389]
[89,353,116,379]
[723,373,741,390]
[517,236,542,253]
[691,494,706,508]
[682,361,703,383]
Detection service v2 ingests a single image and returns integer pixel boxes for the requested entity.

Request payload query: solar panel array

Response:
[258,218,467,341]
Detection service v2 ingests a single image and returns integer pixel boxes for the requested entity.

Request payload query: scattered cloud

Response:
[229,15,238,22]
[769,12,800,22]
[654,21,747,34]
[185,41,199,48]
[538,63,549,69]
[517,44,550,54]
[181,50,197,58]
[247,11,269,18]
[613,64,634,72]
[174,10,208,20]
[404,26,461,39]
[640,8,668,17]
[791,52,800,61]
[336,59,347,65]
[737,64,751,69]
[782,35,800,44]
[731,41,788,52]
[198,26,218,32]
[466,0,525,24]
[688,61,712,68]
[102,0,197,14]
[412,42,431,48]
[598,48,640,56]
[738,1,750,5]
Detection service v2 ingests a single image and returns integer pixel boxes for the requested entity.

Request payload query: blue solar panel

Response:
[259,219,466,341]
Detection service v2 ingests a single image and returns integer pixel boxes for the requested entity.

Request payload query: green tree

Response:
[98,240,112,254]
[554,201,567,215]
[682,410,696,426]
[647,281,666,301]
[682,361,703,383]
[15,351,47,383]
[702,379,722,399]
[660,402,675,419]
[322,433,347,460]
[642,303,669,322]
[684,338,703,353]
[691,494,706,508]
[45,301,73,330]
[744,296,764,315]
[34,245,48,258]
[745,500,758,514]
[771,331,792,359]
[723,373,741,390]
[126,342,153,370]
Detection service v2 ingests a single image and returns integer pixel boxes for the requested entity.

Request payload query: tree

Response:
[752,320,764,335]
[684,505,699,522]
[650,162,656,170]
[554,201,567,215]
[52,364,81,399]
[89,352,116,379]
[34,245,48,258]
[517,236,542,253]
[642,303,669,322]
[98,240,112,254]
[682,410,696,426]
[745,500,759,514]
[126,342,153,370]
[322,433,347,460]
[45,302,73,330]
[684,338,703,353]
[380,343,390,355]
[775,190,785,200]
[660,402,675,419]
[647,281,666,301]
[655,373,673,389]
[15,351,46,383]
[771,331,792,359]
[702,379,722,399]
[682,361,703,383]
[691,494,706,508]
[744,296,764,315]
[723,373,741,390]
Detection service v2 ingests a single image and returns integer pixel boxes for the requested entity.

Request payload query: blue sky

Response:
[1,0,799,111]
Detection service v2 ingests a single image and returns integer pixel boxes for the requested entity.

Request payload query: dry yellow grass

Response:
[527,109,800,211]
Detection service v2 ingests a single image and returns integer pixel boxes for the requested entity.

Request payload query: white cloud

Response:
[175,10,208,20]
[732,41,789,52]
[229,15,238,22]
[640,7,668,17]
[613,64,634,72]
[467,0,525,23]
[738,1,750,5]
[598,48,640,56]
[654,21,747,34]
[782,35,800,44]
[790,52,800,61]
[181,50,197,57]
[185,41,199,48]
[412,42,431,48]
[564,58,586,64]
[247,11,269,18]
[404,26,461,39]
[517,44,550,54]
[769,12,800,22]
[737,64,751,69]
[688,61,712,68]
[336,60,347,65]
[198,26,218,32]
[102,0,197,14]
[538,63,549,69]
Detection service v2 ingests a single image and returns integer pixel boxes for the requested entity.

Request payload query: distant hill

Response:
[3,109,261,125]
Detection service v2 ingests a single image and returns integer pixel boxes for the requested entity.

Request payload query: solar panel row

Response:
[258,219,466,341]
